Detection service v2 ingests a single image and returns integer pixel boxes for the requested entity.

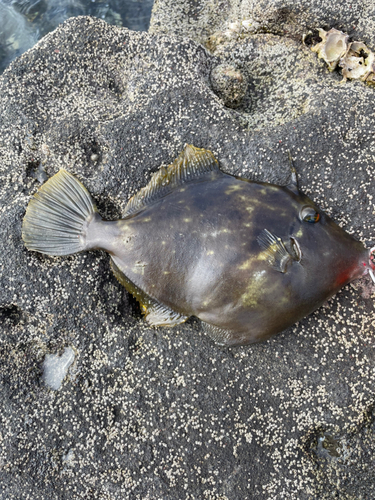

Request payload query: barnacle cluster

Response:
[206,19,261,53]
[311,28,375,85]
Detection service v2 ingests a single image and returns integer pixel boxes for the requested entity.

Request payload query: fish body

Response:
[22,145,373,346]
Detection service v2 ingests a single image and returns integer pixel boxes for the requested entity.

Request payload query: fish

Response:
[22,144,375,346]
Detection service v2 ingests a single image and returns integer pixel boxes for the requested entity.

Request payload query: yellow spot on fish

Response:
[296,228,304,237]
[142,217,152,222]
[238,195,248,202]
[207,250,214,255]
[164,271,170,275]
[184,218,192,223]
[241,287,258,307]
[225,184,243,194]
[241,271,266,306]
[239,258,254,270]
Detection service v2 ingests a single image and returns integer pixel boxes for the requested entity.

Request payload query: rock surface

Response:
[150,0,375,48]
[0,8,375,500]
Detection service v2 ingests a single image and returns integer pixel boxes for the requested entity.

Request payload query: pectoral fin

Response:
[257,229,295,273]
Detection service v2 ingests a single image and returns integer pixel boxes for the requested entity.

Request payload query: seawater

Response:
[0,0,154,73]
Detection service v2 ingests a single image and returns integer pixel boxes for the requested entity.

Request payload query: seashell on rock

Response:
[241,20,253,31]
[311,28,349,71]
[228,21,241,33]
[365,72,375,85]
[339,41,375,81]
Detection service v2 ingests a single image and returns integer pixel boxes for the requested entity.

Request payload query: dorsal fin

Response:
[124,145,222,217]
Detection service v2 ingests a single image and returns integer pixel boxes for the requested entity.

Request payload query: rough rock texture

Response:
[150,0,375,48]
[1,10,375,500]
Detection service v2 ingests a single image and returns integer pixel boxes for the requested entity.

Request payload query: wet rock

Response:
[0,10,375,500]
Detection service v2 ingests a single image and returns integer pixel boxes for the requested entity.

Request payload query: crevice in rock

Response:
[0,304,23,326]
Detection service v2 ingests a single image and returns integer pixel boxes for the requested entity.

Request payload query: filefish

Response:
[22,145,375,346]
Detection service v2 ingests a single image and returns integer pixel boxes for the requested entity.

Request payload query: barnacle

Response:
[205,18,262,53]
[311,28,349,71]
[311,28,375,86]
[339,41,375,82]
[365,72,375,86]
[210,63,248,108]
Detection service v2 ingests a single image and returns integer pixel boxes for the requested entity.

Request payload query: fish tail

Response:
[22,170,100,256]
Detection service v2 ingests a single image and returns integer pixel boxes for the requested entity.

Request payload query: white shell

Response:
[241,20,253,30]
[241,19,261,33]
[228,21,241,33]
[311,28,349,71]
[223,29,237,39]
[339,41,375,81]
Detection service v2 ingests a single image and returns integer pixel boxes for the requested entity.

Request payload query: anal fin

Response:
[202,322,241,346]
[110,258,188,327]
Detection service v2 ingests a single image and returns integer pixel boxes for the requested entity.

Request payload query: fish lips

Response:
[290,236,302,263]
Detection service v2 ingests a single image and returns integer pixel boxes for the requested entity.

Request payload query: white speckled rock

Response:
[150,0,375,48]
[1,10,375,500]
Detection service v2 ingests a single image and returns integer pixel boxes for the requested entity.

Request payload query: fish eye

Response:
[300,206,320,223]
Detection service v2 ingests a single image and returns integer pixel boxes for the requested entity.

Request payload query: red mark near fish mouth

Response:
[335,255,374,288]
[335,269,355,287]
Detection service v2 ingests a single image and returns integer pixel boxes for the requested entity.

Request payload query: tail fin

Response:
[22,170,98,256]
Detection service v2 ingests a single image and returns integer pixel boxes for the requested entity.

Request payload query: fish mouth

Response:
[290,237,302,262]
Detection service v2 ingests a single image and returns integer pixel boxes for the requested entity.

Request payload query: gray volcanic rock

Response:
[150,0,375,48]
[1,12,375,500]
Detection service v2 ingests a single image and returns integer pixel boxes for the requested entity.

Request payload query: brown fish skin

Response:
[102,175,369,345]
[22,145,373,346]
